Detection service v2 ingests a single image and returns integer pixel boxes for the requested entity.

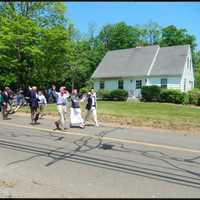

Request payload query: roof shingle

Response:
[92,44,190,79]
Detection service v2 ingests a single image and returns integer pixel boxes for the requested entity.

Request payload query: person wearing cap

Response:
[54,86,69,131]
[83,89,99,127]
[70,89,85,129]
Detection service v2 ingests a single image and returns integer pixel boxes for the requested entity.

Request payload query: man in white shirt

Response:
[54,86,69,131]
[38,91,47,118]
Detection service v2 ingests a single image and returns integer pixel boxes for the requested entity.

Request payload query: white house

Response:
[91,45,194,98]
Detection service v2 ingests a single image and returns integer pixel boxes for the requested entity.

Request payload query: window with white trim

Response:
[136,80,142,89]
[118,80,124,89]
[100,81,104,89]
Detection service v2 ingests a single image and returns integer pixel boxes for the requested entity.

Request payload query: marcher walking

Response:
[0,90,2,112]
[83,89,99,127]
[38,91,47,118]
[13,90,25,113]
[28,86,40,124]
[1,87,11,120]
[54,86,69,131]
[70,89,85,129]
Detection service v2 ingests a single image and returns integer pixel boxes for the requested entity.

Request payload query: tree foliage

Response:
[160,25,196,51]
[99,22,141,50]
[0,2,70,90]
[0,3,199,91]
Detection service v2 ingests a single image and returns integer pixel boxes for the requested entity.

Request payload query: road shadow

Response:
[0,132,200,189]
[0,124,200,189]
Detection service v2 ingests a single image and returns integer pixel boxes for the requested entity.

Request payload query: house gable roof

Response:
[149,45,189,76]
[91,44,190,79]
[92,45,159,78]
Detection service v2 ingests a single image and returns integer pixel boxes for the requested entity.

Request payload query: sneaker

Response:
[55,121,61,130]
[80,124,85,129]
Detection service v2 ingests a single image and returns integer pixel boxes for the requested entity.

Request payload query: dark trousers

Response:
[30,106,39,123]
[2,104,9,119]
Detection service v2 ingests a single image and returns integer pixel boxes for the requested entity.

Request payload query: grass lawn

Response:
[21,101,200,133]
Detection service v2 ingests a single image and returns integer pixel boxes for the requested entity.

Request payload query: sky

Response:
[65,2,200,51]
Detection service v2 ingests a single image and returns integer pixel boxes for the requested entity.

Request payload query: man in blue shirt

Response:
[54,86,69,131]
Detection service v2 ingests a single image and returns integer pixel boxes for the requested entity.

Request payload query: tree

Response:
[0,2,71,90]
[99,22,141,50]
[32,26,71,89]
[160,25,196,51]
[192,51,200,88]
[0,2,67,27]
[0,14,43,89]
[138,21,162,45]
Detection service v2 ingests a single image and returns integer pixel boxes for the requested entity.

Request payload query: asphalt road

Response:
[0,113,200,198]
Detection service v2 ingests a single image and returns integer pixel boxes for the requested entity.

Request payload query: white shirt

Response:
[38,94,47,105]
[91,93,96,107]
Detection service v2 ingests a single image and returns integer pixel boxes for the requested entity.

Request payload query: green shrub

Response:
[96,89,128,101]
[80,87,90,95]
[160,89,186,104]
[97,89,112,100]
[183,93,190,105]
[110,89,128,101]
[141,86,161,102]
[187,89,200,106]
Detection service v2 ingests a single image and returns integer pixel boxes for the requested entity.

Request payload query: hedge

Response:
[110,89,128,101]
[141,86,187,104]
[97,89,128,101]
[160,89,186,104]
[187,89,200,106]
[97,89,112,100]
[141,86,161,102]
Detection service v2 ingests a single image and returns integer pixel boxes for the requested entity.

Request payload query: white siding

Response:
[147,76,181,90]
[105,80,118,90]
[94,78,145,91]
[180,47,194,92]
[94,78,145,98]
[94,80,100,90]
[93,79,117,90]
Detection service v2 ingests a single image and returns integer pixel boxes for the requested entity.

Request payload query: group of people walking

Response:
[0,85,99,130]
[54,86,99,130]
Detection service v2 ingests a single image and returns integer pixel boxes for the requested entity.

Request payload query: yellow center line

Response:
[0,121,200,154]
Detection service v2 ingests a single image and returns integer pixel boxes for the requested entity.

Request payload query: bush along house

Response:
[91,45,194,99]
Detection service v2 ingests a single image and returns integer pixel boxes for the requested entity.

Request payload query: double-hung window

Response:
[161,78,167,88]
[136,80,142,89]
[100,81,104,89]
[118,80,124,89]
